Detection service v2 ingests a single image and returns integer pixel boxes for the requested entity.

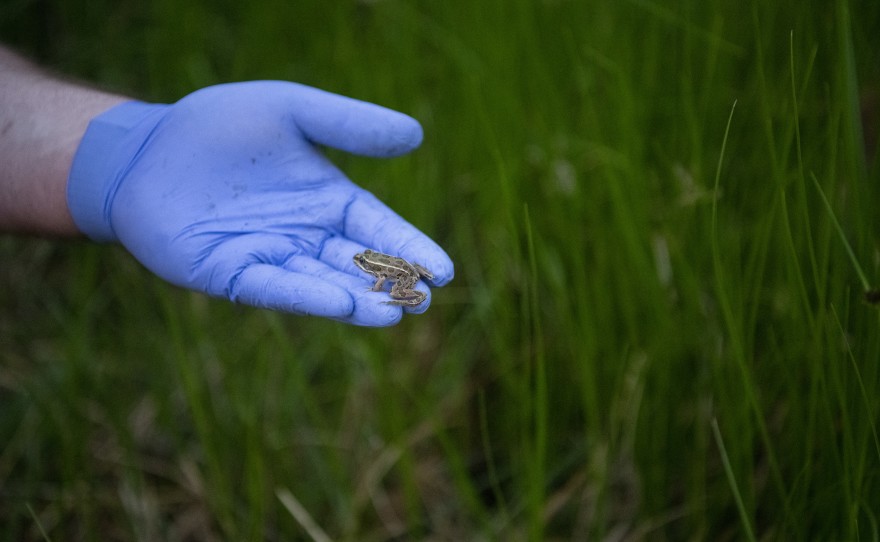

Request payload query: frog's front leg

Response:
[371,276,387,292]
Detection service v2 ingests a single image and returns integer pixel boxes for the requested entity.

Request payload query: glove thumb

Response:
[287,83,423,158]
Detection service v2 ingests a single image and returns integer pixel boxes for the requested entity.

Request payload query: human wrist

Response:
[67,100,167,241]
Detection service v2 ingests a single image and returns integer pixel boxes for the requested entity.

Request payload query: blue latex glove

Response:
[67,81,453,326]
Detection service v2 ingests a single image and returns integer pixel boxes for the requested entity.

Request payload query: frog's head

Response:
[353,250,374,272]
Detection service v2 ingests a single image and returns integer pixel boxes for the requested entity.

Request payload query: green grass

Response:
[3,0,880,539]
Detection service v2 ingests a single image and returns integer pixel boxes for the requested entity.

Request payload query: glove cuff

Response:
[67,100,166,242]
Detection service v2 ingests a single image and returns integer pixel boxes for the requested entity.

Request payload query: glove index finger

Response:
[342,190,454,286]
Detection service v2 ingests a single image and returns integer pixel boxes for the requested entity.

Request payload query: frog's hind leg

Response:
[383,292,426,307]
[386,285,427,307]
[413,264,434,281]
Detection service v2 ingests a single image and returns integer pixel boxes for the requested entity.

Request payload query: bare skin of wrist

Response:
[0,46,129,236]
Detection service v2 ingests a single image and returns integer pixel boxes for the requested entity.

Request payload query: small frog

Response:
[353,249,434,307]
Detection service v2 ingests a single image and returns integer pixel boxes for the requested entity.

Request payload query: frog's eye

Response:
[364,249,373,255]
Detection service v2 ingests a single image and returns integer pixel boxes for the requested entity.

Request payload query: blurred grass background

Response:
[2,0,880,540]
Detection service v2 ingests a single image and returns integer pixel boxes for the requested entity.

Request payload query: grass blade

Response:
[711,419,757,542]
[276,488,332,542]
[811,173,871,292]
[26,503,52,542]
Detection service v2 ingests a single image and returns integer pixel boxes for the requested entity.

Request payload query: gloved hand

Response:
[67,81,453,326]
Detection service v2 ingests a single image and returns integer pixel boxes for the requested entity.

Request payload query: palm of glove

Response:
[92,82,452,326]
